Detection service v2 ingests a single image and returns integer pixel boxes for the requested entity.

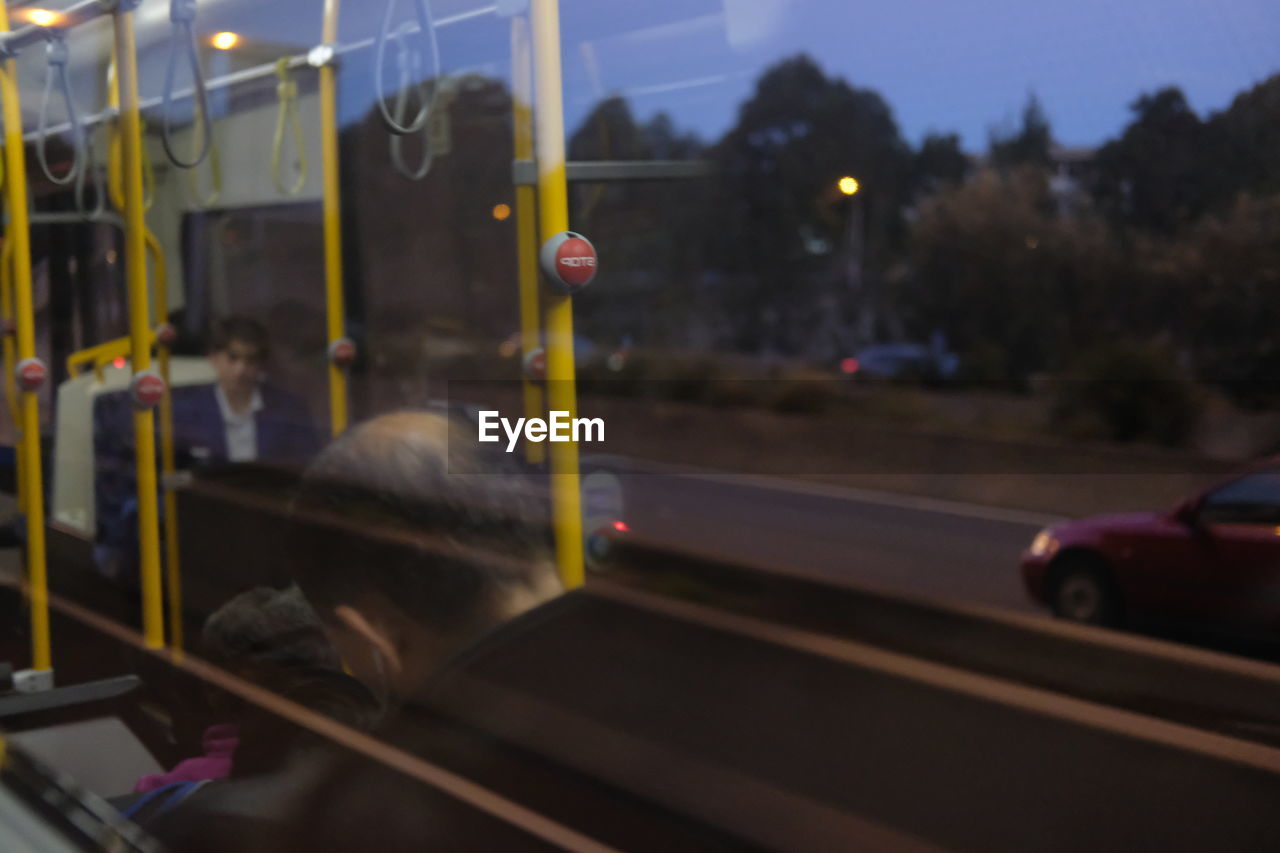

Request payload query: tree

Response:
[903,167,1124,386]
[642,112,704,161]
[1201,74,1280,208]
[1141,193,1280,405]
[347,73,519,348]
[1088,75,1280,234]
[989,94,1053,170]
[913,132,969,195]
[568,96,650,162]
[1051,340,1201,446]
[707,54,913,356]
[1091,88,1206,232]
[565,98,711,350]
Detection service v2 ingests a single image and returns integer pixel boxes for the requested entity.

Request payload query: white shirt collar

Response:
[214,384,264,424]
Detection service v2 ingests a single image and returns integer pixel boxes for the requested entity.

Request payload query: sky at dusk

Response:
[555,0,1280,151]
[174,0,1278,153]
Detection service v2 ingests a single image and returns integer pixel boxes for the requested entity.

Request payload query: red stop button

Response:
[540,231,598,293]
[329,337,357,368]
[130,370,166,409]
[523,346,546,381]
[15,358,47,392]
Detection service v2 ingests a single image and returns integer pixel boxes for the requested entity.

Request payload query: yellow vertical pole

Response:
[511,17,544,465]
[114,9,165,649]
[0,4,52,671]
[321,0,348,437]
[530,0,584,588]
[147,231,182,654]
[106,56,155,215]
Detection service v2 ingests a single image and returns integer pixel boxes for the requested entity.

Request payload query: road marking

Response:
[587,454,1064,529]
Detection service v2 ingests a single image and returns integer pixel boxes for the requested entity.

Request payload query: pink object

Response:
[133,723,239,793]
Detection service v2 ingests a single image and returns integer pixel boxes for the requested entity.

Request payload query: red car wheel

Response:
[1050,555,1122,627]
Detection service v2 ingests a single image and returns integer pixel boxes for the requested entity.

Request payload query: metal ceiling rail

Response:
[23,6,495,142]
[512,158,712,185]
[0,0,122,58]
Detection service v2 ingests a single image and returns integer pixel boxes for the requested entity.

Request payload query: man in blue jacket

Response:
[94,316,323,583]
[169,317,321,467]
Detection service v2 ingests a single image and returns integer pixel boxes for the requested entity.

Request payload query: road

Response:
[591,456,1061,614]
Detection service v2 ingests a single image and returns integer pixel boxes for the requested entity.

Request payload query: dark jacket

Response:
[165,383,321,469]
[93,382,322,582]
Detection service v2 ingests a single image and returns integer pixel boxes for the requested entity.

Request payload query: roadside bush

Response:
[1051,341,1202,447]
[661,355,723,403]
[766,368,841,415]
[578,351,741,403]
[856,388,934,425]
[577,351,843,415]
[702,377,761,408]
[577,355,649,398]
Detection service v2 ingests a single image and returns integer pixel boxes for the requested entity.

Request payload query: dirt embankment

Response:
[569,396,1239,517]
[433,382,1245,517]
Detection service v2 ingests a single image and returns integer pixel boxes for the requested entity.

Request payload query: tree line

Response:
[566,54,1280,411]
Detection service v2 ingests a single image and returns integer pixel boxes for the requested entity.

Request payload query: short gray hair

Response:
[287,411,559,637]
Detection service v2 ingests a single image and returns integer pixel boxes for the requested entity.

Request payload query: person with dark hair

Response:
[171,315,319,466]
[131,586,338,795]
[208,315,272,361]
[199,584,340,676]
[198,585,380,780]
[123,585,376,820]
[93,316,320,584]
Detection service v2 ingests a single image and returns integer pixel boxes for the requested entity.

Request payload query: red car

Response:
[1021,464,1280,635]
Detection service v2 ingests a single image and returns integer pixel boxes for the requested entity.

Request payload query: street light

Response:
[211,31,240,51]
[835,176,869,345]
[20,9,64,27]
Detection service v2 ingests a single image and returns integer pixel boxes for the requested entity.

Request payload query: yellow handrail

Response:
[65,334,140,379]
[113,8,165,650]
[68,215,174,660]
[530,0,584,589]
[321,0,349,437]
[272,58,307,197]
[0,4,53,673]
[511,17,544,466]
[106,57,155,213]
[146,228,183,656]
[87,78,181,650]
